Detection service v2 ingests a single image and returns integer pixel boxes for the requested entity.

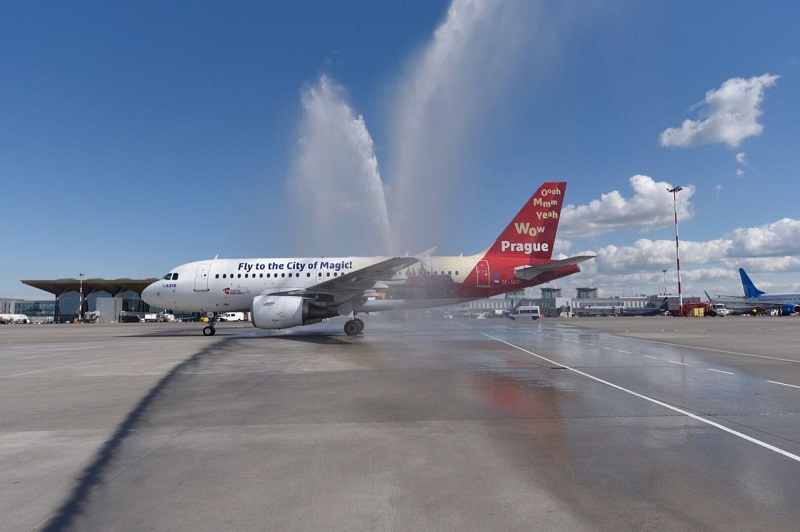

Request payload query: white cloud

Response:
[563,216,800,296]
[560,175,694,238]
[727,218,800,257]
[735,151,747,176]
[659,74,779,148]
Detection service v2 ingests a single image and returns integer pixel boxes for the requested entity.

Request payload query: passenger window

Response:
[307,273,311,277]
[222,274,227,279]
[260,273,263,278]
[237,274,241,278]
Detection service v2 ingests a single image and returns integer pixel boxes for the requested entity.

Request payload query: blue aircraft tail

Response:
[739,268,765,298]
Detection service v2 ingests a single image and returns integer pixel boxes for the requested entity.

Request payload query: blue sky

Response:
[2,0,799,300]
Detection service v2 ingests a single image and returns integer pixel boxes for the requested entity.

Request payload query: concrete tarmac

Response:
[2,316,799,531]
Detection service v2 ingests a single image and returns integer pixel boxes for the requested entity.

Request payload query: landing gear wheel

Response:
[354,318,364,333]
[344,320,360,336]
[203,326,216,336]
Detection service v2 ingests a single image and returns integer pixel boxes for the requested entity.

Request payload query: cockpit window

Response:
[173,273,178,280]
[162,273,178,280]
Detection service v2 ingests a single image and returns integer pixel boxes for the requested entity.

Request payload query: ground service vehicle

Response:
[509,305,541,320]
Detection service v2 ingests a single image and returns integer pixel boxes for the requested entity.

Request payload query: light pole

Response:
[667,186,683,314]
[79,272,85,322]
[662,269,668,295]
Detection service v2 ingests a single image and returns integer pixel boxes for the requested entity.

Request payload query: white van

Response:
[218,312,246,322]
[508,305,541,320]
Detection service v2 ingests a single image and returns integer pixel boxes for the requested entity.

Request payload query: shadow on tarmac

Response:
[41,337,233,531]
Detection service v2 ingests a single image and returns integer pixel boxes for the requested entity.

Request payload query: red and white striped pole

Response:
[668,186,683,315]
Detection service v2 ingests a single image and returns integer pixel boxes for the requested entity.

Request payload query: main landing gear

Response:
[343,317,364,336]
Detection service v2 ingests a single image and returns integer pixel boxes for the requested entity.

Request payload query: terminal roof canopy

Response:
[21,279,158,297]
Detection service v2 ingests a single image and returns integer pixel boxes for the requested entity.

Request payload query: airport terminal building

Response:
[4,278,157,323]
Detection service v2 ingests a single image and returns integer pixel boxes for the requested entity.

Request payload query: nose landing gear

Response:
[202,313,218,336]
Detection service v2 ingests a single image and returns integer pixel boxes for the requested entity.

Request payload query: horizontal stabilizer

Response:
[514,255,595,280]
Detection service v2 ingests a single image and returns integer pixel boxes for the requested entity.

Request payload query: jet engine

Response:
[780,304,800,316]
[250,295,338,329]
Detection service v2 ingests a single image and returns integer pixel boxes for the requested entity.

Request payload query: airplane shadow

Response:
[41,338,231,530]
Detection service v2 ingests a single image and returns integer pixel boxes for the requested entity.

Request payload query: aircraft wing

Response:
[269,255,422,301]
[514,255,595,280]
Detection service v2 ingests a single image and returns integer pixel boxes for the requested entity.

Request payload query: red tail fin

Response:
[483,182,566,264]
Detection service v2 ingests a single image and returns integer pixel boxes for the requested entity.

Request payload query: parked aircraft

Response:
[0,313,30,324]
[739,268,800,315]
[142,182,594,336]
[620,298,669,317]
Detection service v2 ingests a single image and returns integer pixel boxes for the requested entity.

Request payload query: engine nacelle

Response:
[780,304,800,316]
[250,295,338,330]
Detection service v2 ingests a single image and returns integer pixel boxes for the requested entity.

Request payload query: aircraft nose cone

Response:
[142,282,160,306]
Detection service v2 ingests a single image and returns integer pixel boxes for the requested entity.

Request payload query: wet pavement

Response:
[2,317,799,530]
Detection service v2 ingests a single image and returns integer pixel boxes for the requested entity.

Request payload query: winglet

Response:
[413,247,437,271]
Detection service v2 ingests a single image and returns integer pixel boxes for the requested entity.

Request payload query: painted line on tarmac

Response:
[768,380,800,390]
[669,360,690,366]
[483,332,800,464]
[624,338,800,365]
[708,368,735,375]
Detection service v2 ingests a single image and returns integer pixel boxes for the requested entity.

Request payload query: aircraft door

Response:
[194,263,211,292]
[476,260,490,288]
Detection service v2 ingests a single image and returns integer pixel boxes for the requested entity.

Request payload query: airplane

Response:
[0,313,30,324]
[739,268,800,315]
[619,298,669,317]
[142,182,595,336]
